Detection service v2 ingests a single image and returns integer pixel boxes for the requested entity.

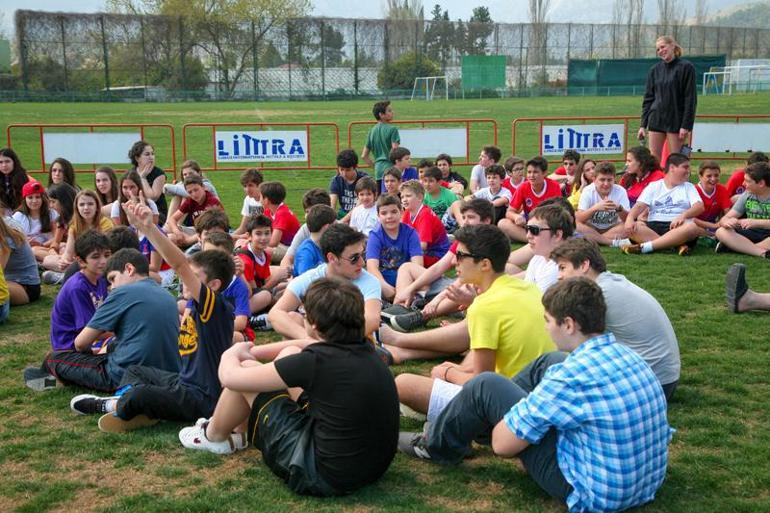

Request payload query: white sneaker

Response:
[191,417,248,450]
[178,420,240,455]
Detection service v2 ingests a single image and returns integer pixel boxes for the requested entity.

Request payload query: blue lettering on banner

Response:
[216,131,307,162]
[542,125,624,155]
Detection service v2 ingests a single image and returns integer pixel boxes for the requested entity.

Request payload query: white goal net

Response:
[411,76,448,101]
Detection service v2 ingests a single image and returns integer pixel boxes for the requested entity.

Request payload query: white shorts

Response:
[427,378,462,422]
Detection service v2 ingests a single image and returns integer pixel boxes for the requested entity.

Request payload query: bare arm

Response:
[268,290,308,340]
[74,326,105,352]
[364,298,381,337]
[139,167,165,202]
[361,147,374,168]
[218,342,288,392]
[395,252,454,305]
[491,419,530,457]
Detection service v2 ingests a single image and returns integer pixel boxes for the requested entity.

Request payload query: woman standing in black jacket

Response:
[638,35,697,162]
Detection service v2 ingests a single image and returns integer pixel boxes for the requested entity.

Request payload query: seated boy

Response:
[382,166,403,197]
[348,177,379,235]
[514,203,573,292]
[232,168,265,239]
[185,207,230,257]
[178,278,400,497]
[294,205,337,277]
[400,180,450,267]
[502,156,526,196]
[693,160,732,238]
[575,161,632,246]
[330,149,369,220]
[366,195,423,301]
[394,224,555,421]
[236,214,289,326]
[435,153,467,195]
[280,188,332,271]
[452,164,510,226]
[383,147,418,194]
[49,230,111,353]
[166,175,223,246]
[398,278,673,513]
[725,151,769,202]
[260,181,301,263]
[266,224,381,343]
[547,149,580,189]
[421,166,460,221]
[499,156,562,242]
[69,197,235,433]
[469,145,502,193]
[621,153,704,256]
[42,248,180,392]
[715,161,770,258]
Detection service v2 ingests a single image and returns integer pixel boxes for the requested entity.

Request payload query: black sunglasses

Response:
[525,225,552,236]
[340,252,364,264]
[456,250,483,261]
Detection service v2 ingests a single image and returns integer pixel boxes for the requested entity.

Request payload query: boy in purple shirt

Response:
[50,230,111,352]
[366,195,423,301]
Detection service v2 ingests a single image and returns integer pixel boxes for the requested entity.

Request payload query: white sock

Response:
[611,238,631,247]
[105,398,117,413]
[641,242,654,254]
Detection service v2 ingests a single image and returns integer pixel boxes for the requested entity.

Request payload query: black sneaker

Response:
[381,304,412,323]
[410,296,427,310]
[70,394,116,415]
[390,311,426,333]
[725,263,748,313]
[397,431,432,460]
[714,241,729,254]
[248,313,272,331]
[23,367,57,391]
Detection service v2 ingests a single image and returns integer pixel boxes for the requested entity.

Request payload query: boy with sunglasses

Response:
[514,203,574,293]
[259,224,381,351]
[393,224,554,422]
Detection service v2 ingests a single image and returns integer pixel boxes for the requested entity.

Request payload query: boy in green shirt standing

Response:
[362,101,400,189]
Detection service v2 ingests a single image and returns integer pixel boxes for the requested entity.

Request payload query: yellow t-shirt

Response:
[568,186,582,210]
[467,274,555,378]
[68,217,115,238]
[0,265,8,305]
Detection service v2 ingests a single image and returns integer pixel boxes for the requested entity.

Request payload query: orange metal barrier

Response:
[347,118,498,168]
[182,122,340,172]
[6,123,177,178]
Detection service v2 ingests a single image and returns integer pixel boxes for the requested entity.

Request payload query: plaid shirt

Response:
[505,333,673,513]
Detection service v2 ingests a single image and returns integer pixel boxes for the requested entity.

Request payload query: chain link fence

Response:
[5,9,770,101]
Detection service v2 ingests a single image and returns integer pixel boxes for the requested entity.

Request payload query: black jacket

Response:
[641,58,697,133]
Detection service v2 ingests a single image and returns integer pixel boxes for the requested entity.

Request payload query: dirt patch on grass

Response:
[430,495,495,512]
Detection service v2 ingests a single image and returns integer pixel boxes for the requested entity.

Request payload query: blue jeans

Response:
[0,300,9,324]
[426,351,572,501]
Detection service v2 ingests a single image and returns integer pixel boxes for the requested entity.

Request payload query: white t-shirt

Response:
[241,196,264,217]
[473,187,512,203]
[288,263,381,302]
[11,210,59,243]
[578,183,631,230]
[349,204,379,236]
[524,255,558,292]
[637,180,702,223]
[111,198,159,219]
[470,164,488,190]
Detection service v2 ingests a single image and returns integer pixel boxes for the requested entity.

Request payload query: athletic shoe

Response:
[410,296,427,310]
[70,394,116,415]
[248,313,272,331]
[98,413,159,433]
[399,403,427,421]
[390,311,426,333]
[397,432,432,460]
[191,417,248,450]
[381,304,412,323]
[179,421,239,455]
[714,241,728,254]
[620,243,641,255]
[677,244,690,257]
[41,271,64,285]
[726,263,748,314]
[23,367,57,391]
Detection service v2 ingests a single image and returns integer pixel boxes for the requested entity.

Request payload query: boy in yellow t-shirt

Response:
[394,224,554,422]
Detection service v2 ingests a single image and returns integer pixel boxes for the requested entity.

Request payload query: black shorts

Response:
[734,227,770,244]
[247,391,340,497]
[20,282,41,302]
[646,221,698,247]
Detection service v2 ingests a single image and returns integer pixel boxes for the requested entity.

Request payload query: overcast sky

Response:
[0,0,749,38]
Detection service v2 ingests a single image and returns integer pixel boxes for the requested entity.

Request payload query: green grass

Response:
[2,96,770,512]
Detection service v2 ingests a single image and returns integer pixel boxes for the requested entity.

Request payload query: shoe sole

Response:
[25,376,58,392]
[98,413,159,433]
[390,317,423,333]
[725,264,747,314]
[399,403,427,421]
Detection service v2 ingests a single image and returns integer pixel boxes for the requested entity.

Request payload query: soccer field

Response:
[1,96,769,513]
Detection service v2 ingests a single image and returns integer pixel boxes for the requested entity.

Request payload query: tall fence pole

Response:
[320,20,326,99]
[59,16,69,92]
[353,20,359,95]
[140,18,148,87]
[251,20,259,101]
[178,17,187,95]
[100,15,111,94]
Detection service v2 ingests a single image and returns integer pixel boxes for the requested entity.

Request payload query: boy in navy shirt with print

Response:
[70,193,235,433]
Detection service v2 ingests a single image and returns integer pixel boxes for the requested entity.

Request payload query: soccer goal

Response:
[411,76,448,101]
[702,70,732,96]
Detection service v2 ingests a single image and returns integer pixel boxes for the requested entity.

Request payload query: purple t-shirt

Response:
[50,272,109,351]
[380,167,418,193]
[365,223,422,286]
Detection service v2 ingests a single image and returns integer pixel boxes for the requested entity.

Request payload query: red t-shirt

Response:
[552,165,568,176]
[237,245,272,288]
[626,170,665,205]
[510,178,562,215]
[269,203,300,246]
[449,240,459,254]
[439,180,451,188]
[725,169,746,198]
[696,183,732,223]
[179,191,222,222]
[401,205,449,266]
[502,177,525,197]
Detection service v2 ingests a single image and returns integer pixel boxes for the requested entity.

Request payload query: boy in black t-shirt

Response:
[179,277,399,497]
[69,193,235,433]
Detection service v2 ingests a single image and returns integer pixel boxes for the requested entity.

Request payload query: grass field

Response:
[1,96,770,513]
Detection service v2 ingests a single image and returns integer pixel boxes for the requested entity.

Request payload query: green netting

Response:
[568,55,727,95]
[462,55,506,90]
[0,40,10,73]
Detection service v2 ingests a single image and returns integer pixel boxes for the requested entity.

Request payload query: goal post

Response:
[702,70,731,96]
[411,76,448,101]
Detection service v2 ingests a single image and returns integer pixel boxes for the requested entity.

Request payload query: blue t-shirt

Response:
[4,233,40,285]
[288,263,381,302]
[330,171,369,215]
[179,283,234,412]
[190,276,250,318]
[87,278,181,383]
[294,238,325,277]
[366,223,422,286]
[380,167,418,193]
[50,272,108,352]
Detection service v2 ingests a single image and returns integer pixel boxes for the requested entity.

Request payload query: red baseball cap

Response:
[22,180,45,198]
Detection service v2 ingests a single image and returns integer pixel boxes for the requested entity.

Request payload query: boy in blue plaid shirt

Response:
[400,278,673,513]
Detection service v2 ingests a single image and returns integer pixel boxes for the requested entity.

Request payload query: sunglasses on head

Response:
[525,225,551,236]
